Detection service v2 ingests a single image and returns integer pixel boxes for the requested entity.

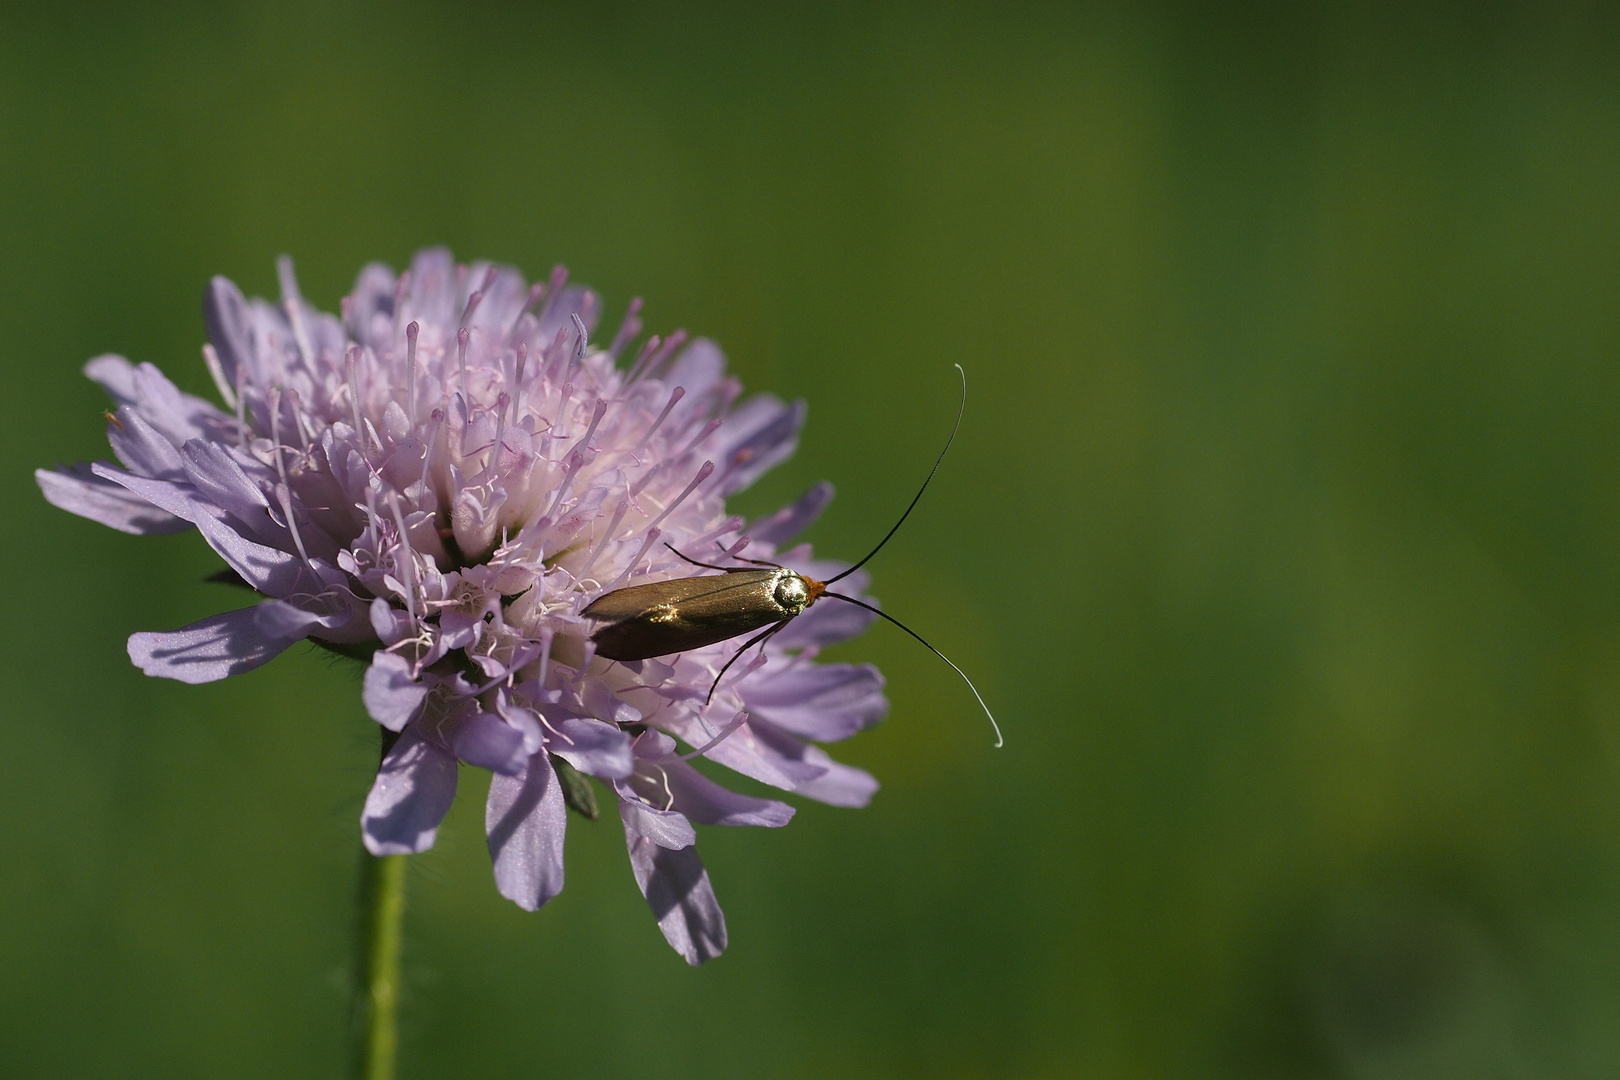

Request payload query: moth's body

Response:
[583,566,824,661]
[580,364,1001,745]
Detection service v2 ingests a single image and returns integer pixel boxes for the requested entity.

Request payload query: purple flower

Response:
[38,249,887,964]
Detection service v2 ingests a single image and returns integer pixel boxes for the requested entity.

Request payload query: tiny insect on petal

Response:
[583,566,824,662]
[583,365,1001,747]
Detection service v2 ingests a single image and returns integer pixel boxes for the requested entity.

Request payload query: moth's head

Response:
[772,568,825,615]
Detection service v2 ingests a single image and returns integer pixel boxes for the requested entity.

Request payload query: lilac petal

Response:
[362,652,428,732]
[296,301,348,365]
[462,261,530,335]
[368,598,414,646]
[92,464,304,597]
[752,723,880,808]
[127,604,307,684]
[89,464,205,521]
[202,277,253,389]
[454,709,528,776]
[82,353,141,403]
[179,440,272,531]
[405,248,457,327]
[617,790,698,850]
[748,481,835,546]
[547,717,634,779]
[347,262,399,350]
[191,513,305,598]
[535,285,600,340]
[294,567,367,641]
[740,662,888,742]
[132,361,226,442]
[633,728,679,759]
[674,712,830,792]
[771,588,879,649]
[362,727,459,855]
[106,406,184,479]
[494,696,546,756]
[681,711,876,805]
[486,754,567,910]
[437,608,482,651]
[254,598,345,637]
[714,397,805,496]
[716,393,782,435]
[662,757,794,827]
[86,355,223,444]
[580,677,642,726]
[662,338,725,398]
[35,464,190,535]
[623,811,727,966]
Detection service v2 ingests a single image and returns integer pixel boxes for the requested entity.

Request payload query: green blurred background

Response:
[4,1,1620,1076]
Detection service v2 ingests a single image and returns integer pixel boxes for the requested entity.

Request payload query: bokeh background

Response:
[4,2,1620,1077]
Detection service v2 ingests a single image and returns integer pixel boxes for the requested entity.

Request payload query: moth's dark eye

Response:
[774,573,810,614]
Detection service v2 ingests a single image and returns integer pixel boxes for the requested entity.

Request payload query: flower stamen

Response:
[643,461,715,536]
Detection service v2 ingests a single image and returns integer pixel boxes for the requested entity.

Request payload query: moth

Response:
[582,365,1001,746]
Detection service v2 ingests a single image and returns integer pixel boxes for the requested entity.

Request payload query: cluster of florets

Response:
[37,249,887,964]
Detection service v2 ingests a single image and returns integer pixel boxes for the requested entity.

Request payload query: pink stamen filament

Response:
[535,264,568,328]
[632,386,685,455]
[284,389,311,452]
[553,382,575,442]
[419,410,444,495]
[642,329,687,381]
[674,417,722,461]
[508,280,545,341]
[578,491,633,579]
[511,340,527,424]
[565,399,609,462]
[601,527,661,592]
[202,344,237,409]
[345,348,365,450]
[491,392,510,475]
[542,451,586,521]
[686,515,746,553]
[391,271,411,339]
[536,625,554,693]
[626,333,662,383]
[456,328,470,393]
[277,256,314,365]
[266,386,289,488]
[388,492,419,620]
[643,460,715,535]
[681,708,754,760]
[405,321,420,423]
[610,297,643,358]
[629,460,663,499]
[275,483,312,567]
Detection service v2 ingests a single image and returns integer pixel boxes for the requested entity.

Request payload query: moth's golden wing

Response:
[580,570,773,620]
[583,569,792,661]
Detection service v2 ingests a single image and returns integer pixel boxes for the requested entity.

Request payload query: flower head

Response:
[38,249,887,964]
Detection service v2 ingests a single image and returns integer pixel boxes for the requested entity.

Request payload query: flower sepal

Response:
[552,755,599,821]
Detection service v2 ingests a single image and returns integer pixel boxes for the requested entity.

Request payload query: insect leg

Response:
[704,620,789,706]
[664,541,733,573]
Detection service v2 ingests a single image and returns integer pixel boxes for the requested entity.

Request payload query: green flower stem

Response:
[355,850,407,1080]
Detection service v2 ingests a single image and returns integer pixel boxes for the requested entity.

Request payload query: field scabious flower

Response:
[38,249,887,964]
